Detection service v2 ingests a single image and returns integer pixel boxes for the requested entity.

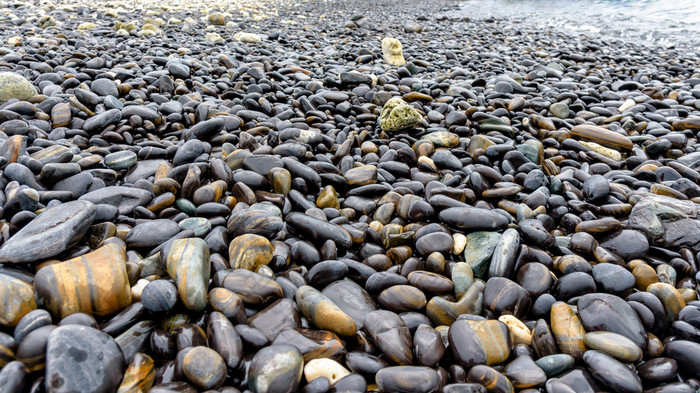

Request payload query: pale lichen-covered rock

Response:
[205,33,224,42]
[114,21,137,32]
[381,37,406,66]
[37,15,56,28]
[379,97,422,132]
[581,141,623,161]
[234,32,261,43]
[0,72,36,103]
[137,23,162,37]
[144,17,166,28]
[7,36,21,47]
[77,22,96,30]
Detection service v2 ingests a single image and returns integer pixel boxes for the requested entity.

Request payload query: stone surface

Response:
[0,201,96,263]
[45,325,125,393]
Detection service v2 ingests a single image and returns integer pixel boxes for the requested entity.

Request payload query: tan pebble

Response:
[131,279,150,301]
[452,233,467,255]
[304,358,350,385]
[498,315,531,345]
[580,141,623,161]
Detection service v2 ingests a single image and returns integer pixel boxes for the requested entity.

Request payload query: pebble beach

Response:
[0,0,700,392]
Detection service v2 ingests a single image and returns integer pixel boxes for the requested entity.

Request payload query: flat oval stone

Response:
[449,319,512,368]
[637,357,677,382]
[79,186,152,215]
[166,238,210,312]
[273,328,345,363]
[363,310,414,365]
[413,324,445,367]
[182,346,226,390]
[248,344,304,393]
[488,228,520,278]
[378,285,427,313]
[83,109,122,133]
[464,231,501,279]
[376,366,441,393]
[503,354,546,389]
[286,213,352,249]
[141,280,178,313]
[467,365,514,393]
[535,354,575,377]
[592,263,635,296]
[582,350,642,393]
[571,124,633,151]
[45,325,125,393]
[229,234,273,270]
[0,200,96,263]
[222,269,283,305]
[415,232,452,255]
[582,174,609,204]
[550,302,586,361]
[13,309,51,343]
[583,331,642,363]
[0,72,36,102]
[599,230,649,261]
[126,220,180,249]
[296,286,356,337]
[664,340,700,379]
[34,243,131,319]
[104,150,137,171]
[321,280,376,329]
[227,209,283,239]
[440,207,509,232]
[577,293,648,352]
[0,273,36,328]
[0,360,28,392]
[249,299,301,342]
[484,277,530,318]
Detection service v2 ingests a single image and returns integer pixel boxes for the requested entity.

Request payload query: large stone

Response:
[79,186,152,215]
[379,97,422,132]
[449,319,512,368]
[248,344,304,393]
[34,243,132,319]
[381,37,406,66]
[599,229,649,260]
[166,238,210,312]
[45,325,125,393]
[0,273,36,328]
[464,231,501,279]
[0,72,36,102]
[628,194,700,251]
[0,200,96,263]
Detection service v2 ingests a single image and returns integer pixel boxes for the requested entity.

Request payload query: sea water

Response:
[454,0,700,50]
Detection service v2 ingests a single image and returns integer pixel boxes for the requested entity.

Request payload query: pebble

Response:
[303,358,350,384]
[0,273,36,328]
[248,345,304,393]
[0,72,36,102]
[0,200,96,263]
[166,238,210,312]
[34,243,131,319]
[181,346,227,390]
[45,325,124,393]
